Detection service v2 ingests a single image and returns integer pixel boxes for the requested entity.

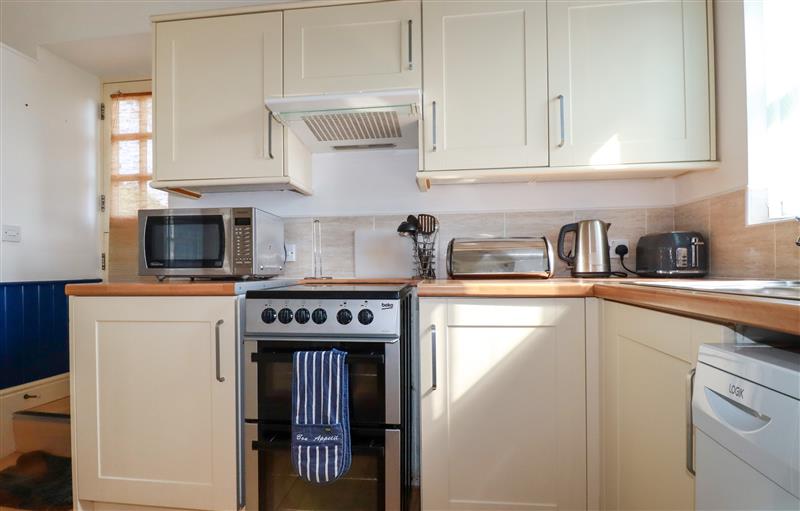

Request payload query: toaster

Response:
[446,237,554,278]
[636,231,708,277]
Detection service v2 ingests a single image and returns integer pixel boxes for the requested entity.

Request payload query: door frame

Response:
[99,80,152,281]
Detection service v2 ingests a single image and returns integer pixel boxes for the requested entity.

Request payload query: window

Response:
[105,87,167,281]
[744,0,800,223]
[109,92,167,216]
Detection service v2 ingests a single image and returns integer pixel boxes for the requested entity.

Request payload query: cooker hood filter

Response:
[266,89,420,153]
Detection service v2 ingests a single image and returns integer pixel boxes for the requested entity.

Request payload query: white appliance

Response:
[265,89,420,152]
[693,343,800,511]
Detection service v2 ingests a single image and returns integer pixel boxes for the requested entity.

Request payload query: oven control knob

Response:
[337,309,353,325]
[278,308,294,324]
[358,309,374,325]
[295,308,310,324]
[312,308,327,324]
[261,308,277,324]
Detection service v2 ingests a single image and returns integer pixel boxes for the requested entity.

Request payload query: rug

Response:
[0,451,72,510]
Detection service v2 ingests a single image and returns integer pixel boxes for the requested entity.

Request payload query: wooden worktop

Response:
[65,278,799,335]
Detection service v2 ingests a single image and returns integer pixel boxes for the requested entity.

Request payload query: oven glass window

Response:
[255,427,385,511]
[253,343,386,426]
[144,215,225,268]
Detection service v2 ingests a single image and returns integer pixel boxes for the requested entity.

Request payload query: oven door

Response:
[244,338,401,427]
[138,208,233,276]
[245,423,401,511]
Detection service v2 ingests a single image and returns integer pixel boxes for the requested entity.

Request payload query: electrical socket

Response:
[1,225,21,243]
[285,244,297,262]
[610,239,629,254]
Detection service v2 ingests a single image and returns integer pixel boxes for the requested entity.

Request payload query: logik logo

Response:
[728,384,744,399]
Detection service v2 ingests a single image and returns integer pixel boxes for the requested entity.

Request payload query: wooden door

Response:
[421,1,549,171]
[548,0,711,166]
[601,301,734,511]
[283,1,421,95]
[154,12,284,182]
[70,296,238,510]
[420,298,587,510]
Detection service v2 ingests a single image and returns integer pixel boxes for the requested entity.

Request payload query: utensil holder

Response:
[413,232,437,279]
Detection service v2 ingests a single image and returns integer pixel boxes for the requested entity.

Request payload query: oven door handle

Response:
[251,351,385,364]
[244,336,399,344]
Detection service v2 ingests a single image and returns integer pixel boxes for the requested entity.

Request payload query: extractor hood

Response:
[266,89,420,153]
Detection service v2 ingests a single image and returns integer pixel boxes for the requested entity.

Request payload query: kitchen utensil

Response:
[447,237,554,278]
[417,214,438,235]
[557,220,612,277]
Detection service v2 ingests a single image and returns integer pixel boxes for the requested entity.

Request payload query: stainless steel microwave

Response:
[138,208,285,278]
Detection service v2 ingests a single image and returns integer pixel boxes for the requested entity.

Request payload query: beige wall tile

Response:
[283,217,314,278]
[505,210,575,276]
[709,190,775,278]
[575,209,645,274]
[645,208,675,234]
[675,199,710,237]
[775,220,800,279]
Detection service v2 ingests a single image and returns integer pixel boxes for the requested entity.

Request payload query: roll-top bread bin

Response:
[446,237,554,278]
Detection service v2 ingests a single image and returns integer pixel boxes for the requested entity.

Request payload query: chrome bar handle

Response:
[431,100,438,152]
[267,109,275,160]
[215,319,226,383]
[430,324,438,391]
[557,94,566,148]
[686,367,696,476]
[407,20,413,70]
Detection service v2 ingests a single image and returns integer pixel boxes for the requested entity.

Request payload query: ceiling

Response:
[1,0,295,80]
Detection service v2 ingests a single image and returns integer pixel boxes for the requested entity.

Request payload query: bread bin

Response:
[446,237,554,278]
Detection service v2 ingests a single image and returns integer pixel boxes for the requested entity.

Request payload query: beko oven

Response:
[243,285,419,511]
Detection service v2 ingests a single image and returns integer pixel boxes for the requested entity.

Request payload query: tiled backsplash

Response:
[283,188,799,280]
[283,206,677,278]
[676,189,799,279]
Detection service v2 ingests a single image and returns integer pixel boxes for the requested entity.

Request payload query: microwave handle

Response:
[384,429,402,511]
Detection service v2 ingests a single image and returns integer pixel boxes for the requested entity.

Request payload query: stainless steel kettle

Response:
[557,220,612,277]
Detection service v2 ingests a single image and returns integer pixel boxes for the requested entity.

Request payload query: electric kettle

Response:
[557,220,612,277]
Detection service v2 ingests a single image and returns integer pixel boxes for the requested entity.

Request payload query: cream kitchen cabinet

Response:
[283,1,421,96]
[601,301,734,511]
[421,1,549,171]
[419,298,587,510]
[548,0,712,166]
[153,12,311,194]
[70,296,241,511]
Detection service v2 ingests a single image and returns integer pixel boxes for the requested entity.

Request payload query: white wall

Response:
[675,0,748,204]
[0,45,101,282]
[172,150,676,217]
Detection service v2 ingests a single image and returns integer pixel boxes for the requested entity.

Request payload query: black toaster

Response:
[636,231,708,277]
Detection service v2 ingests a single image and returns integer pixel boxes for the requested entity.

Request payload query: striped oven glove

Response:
[291,349,352,485]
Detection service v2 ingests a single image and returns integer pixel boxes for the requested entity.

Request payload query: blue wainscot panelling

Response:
[0,279,100,390]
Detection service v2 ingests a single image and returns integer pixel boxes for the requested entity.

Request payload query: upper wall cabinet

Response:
[547,0,712,166]
[421,1,548,171]
[153,12,311,194]
[283,1,421,96]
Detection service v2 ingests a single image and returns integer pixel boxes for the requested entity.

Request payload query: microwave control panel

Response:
[233,214,254,267]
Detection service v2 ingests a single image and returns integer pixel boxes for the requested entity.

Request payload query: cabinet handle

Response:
[430,324,438,391]
[23,393,39,400]
[407,20,413,70]
[557,94,566,148]
[215,319,226,383]
[431,101,438,152]
[686,367,696,476]
[266,109,275,160]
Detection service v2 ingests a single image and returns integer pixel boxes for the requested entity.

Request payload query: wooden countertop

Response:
[66,278,799,336]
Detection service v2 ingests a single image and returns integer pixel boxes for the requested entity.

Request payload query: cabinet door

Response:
[71,296,238,511]
[420,299,587,510]
[601,301,734,511]
[548,0,711,166]
[155,13,284,182]
[284,1,421,95]
[422,1,548,171]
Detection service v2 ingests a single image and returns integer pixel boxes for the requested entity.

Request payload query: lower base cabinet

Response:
[69,296,241,511]
[419,298,588,510]
[601,301,734,511]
